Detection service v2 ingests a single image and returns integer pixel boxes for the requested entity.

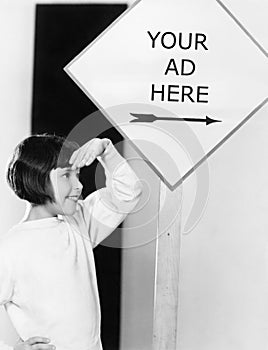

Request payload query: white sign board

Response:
[65,0,268,190]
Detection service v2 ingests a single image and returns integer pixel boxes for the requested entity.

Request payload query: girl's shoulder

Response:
[0,227,18,260]
[0,218,62,252]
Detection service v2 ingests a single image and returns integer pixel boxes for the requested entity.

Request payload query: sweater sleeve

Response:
[0,243,14,306]
[0,244,15,350]
[79,140,142,248]
[0,340,13,350]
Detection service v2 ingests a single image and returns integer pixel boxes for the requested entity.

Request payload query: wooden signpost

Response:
[153,182,182,349]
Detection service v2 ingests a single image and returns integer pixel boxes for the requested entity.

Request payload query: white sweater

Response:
[0,143,142,350]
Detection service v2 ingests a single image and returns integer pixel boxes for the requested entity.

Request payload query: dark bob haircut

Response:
[6,134,79,205]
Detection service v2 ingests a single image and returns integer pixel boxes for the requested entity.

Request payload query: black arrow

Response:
[129,113,222,126]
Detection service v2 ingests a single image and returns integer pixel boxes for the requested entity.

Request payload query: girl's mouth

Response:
[66,195,80,202]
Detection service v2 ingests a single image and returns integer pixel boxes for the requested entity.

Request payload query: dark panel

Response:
[32,4,127,137]
[31,5,127,349]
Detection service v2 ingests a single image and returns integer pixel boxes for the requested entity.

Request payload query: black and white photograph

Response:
[0,0,268,349]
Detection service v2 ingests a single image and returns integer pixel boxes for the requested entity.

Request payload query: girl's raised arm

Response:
[73,139,142,248]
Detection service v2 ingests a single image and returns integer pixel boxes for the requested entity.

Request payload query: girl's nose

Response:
[74,177,83,191]
[77,179,83,191]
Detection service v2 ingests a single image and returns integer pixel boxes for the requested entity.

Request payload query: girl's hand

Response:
[14,336,55,349]
[69,138,110,170]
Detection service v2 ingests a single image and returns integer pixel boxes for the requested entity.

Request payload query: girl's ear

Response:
[46,169,57,203]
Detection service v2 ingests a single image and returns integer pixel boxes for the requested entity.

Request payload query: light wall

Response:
[178,103,268,350]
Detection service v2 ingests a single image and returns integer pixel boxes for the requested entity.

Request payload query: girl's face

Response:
[46,167,83,216]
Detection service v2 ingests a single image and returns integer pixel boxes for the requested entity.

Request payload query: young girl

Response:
[0,134,142,350]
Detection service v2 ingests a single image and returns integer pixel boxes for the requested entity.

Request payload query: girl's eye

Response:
[63,173,70,178]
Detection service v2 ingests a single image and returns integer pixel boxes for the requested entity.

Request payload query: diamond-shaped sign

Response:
[65,0,268,190]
